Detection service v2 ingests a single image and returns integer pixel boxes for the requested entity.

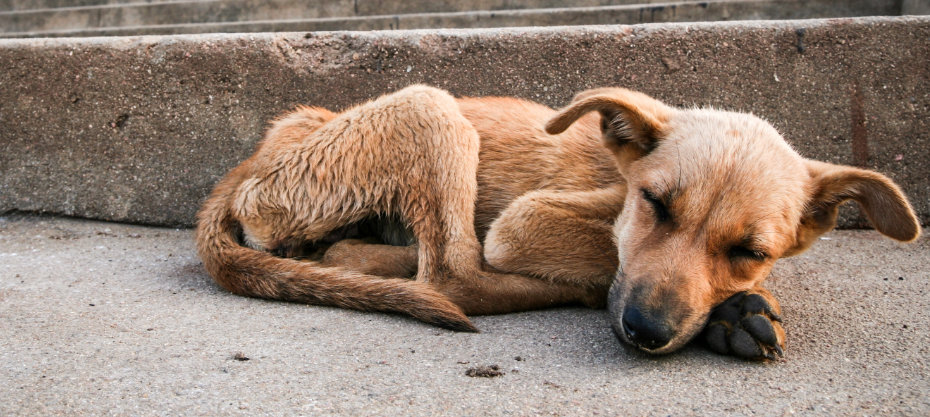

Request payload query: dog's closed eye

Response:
[641,188,671,223]
[727,245,768,262]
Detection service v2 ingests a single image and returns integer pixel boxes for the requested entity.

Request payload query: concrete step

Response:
[0,17,928,228]
[0,0,162,12]
[0,0,707,13]
[904,0,930,14]
[0,0,907,37]
[0,0,735,34]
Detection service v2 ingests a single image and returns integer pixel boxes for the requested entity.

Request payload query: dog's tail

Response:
[194,168,477,332]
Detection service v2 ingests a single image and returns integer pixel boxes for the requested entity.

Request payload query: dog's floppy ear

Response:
[787,160,921,256]
[545,87,671,155]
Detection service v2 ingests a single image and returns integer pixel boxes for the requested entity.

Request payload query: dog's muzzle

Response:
[608,273,675,353]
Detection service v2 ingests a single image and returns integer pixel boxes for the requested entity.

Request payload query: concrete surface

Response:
[1,17,928,229]
[1,213,928,415]
[0,0,902,37]
[904,0,930,15]
[0,0,151,11]
[0,0,707,13]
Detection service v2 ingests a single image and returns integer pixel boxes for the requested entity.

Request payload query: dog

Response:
[195,85,920,360]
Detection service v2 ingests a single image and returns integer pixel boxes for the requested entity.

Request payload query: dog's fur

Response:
[196,85,920,359]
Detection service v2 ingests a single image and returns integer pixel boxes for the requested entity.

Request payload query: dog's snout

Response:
[621,305,673,351]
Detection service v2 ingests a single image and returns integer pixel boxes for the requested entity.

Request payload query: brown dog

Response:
[196,85,920,360]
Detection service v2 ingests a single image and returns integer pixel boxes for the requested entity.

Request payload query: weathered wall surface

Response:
[1,0,902,38]
[1,17,928,228]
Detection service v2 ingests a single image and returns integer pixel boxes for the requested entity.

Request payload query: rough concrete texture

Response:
[904,0,930,15]
[0,213,928,415]
[0,0,149,11]
[0,0,904,38]
[0,0,722,13]
[0,17,928,228]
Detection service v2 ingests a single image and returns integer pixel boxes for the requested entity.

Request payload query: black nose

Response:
[621,306,673,350]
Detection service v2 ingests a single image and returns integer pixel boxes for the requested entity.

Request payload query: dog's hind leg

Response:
[236,85,486,286]
[210,86,498,331]
[321,239,418,278]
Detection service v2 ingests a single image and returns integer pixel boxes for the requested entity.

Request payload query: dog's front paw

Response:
[702,291,785,361]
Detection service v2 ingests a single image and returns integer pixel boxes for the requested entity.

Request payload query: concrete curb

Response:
[0,0,728,14]
[0,0,145,11]
[0,0,900,38]
[1,17,928,227]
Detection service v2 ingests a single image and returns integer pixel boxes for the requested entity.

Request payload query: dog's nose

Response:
[621,305,673,350]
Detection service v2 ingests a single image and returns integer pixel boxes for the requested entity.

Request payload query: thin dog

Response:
[196,85,920,360]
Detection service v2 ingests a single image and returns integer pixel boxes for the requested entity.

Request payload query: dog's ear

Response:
[545,88,671,155]
[787,160,921,256]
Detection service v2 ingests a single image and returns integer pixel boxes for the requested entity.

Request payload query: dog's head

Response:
[546,88,921,354]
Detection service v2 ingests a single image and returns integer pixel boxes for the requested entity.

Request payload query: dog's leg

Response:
[392,136,610,313]
[434,267,607,314]
[318,238,605,313]
[317,239,603,314]
[702,286,786,361]
[396,121,603,313]
[419,185,631,314]
[483,185,626,290]
[321,239,418,278]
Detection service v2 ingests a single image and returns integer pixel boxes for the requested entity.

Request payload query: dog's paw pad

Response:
[703,292,784,361]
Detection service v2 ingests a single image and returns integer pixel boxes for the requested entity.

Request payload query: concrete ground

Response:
[0,213,928,416]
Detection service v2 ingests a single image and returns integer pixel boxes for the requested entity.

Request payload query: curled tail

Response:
[194,168,476,332]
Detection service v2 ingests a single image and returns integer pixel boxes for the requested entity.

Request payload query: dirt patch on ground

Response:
[465,364,504,378]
